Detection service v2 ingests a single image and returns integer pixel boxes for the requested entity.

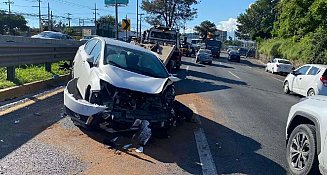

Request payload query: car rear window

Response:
[323,69,327,77]
[278,60,291,64]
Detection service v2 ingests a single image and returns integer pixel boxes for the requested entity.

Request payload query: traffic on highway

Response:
[0,0,327,175]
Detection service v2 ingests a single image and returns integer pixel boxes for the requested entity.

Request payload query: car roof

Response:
[303,64,327,69]
[274,58,289,61]
[97,37,154,55]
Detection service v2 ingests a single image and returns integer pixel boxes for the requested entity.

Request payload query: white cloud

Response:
[217,18,239,33]
[249,3,254,9]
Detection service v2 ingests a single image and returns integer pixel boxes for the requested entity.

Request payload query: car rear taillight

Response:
[320,76,327,86]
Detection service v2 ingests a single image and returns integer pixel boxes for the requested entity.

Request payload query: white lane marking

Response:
[186,66,190,71]
[190,103,217,175]
[272,77,284,83]
[228,71,241,80]
[194,128,217,175]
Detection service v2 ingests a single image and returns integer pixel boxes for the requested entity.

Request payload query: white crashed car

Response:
[64,37,180,130]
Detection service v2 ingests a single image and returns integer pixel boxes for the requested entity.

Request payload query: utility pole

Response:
[32,0,42,32]
[66,13,72,27]
[47,2,50,30]
[50,10,53,30]
[139,13,144,37]
[38,0,41,31]
[3,0,13,14]
[115,0,118,40]
[92,3,98,28]
[125,14,128,39]
[136,0,138,38]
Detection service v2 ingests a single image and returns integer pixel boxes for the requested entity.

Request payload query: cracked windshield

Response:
[0,0,327,174]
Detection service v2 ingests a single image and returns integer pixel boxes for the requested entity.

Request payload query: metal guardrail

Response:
[0,35,84,81]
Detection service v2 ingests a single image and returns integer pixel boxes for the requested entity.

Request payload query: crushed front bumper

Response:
[64,78,174,130]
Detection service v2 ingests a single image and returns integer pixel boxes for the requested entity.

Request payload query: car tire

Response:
[286,124,319,175]
[284,81,291,94]
[307,89,315,97]
[208,61,212,65]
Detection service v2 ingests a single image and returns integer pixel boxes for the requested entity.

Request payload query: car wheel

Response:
[208,61,212,65]
[307,89,315,97]
[284,81,291,94]
[286,124,319,175]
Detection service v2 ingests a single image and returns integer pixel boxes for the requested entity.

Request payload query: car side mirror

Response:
[86,55,94,67]
[291,70,299,76]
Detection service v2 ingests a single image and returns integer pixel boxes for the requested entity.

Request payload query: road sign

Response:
[122,19,131,31]
[82,29,92,36]
[105,0,129,5]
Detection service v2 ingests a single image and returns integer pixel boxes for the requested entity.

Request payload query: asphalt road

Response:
[0,53,301,175]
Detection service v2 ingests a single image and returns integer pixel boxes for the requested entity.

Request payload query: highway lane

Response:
[176,54,301,174]
[0,54,301,174]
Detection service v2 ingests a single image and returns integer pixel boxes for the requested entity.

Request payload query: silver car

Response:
[195,49,213,64]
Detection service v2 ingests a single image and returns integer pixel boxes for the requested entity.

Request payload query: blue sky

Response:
[0,0,255,34]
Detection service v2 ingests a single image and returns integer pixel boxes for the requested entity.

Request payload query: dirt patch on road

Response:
[34,93,219,175]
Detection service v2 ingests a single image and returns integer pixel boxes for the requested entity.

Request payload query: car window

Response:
[84,39,98,55]
[90,41,102,64]
[104,44,169,78]
[296,66,311,75]
[278,60,291,64]
[308,67,319,75]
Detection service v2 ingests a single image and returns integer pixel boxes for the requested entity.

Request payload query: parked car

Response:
[286,95,327,175]
[284,64,327,96]
[246,48,256,58]
[64,37,180,131]
[195,49,213,64]
[31,31,73,40]
[80,35,97,42]
[228,50,241,63]
[266,58,294,74]
[238,48,248,56]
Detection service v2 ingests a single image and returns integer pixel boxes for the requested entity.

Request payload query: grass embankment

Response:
[259,27,327,65]
[0,61,70,89]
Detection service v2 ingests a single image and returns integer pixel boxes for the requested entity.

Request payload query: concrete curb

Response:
[0,75,71,102]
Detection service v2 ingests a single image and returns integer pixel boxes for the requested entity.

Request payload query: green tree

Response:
[273,0,327,38]
[194,20,217,39]
[236,0,278,40]
[63,27,75,36]
[0,11,28,35]
[141,0,199,28]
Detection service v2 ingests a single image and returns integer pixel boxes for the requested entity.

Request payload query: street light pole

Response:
[136,0,138,38]
[115,0,118,39]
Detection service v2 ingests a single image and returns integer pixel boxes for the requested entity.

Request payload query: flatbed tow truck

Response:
[135,26,182,72]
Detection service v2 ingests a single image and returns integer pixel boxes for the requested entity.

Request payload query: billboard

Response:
[105,0,129,5]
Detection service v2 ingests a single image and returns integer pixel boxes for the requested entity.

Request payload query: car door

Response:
[76,39,98,98]
[292,66,311,95]
[300,66,320,94]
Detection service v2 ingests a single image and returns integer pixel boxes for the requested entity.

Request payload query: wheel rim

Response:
[284,83,289,92]
[290,132,310,171]
[309,91,315,96]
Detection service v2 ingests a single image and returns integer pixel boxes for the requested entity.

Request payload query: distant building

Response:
[215,29,227,41]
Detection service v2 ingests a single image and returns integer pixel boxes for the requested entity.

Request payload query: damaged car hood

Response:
[99,65,169,94]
